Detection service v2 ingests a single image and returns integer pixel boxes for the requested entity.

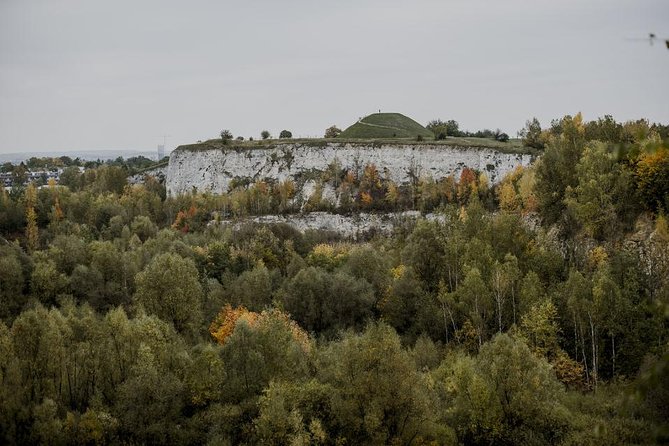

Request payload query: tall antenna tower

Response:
[157,135,171,160]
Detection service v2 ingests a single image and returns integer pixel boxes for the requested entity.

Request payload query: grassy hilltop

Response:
[338,112,434,139]
[175,111,534,155]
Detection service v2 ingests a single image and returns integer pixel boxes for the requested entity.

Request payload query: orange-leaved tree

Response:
[209,305,258,345]
[172,205,197,232]
[209,305,311,353]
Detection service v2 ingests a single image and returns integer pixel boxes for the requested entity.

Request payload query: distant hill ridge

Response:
[0,150,161,164]
[338,113,434,139]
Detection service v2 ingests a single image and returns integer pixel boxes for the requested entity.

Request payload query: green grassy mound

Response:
[338,113,434,139]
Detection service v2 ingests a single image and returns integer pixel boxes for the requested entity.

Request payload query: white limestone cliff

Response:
[167,142,533,196]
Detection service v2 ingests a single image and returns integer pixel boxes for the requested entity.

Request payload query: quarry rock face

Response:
[166,143,533,196]
[128,166,167,185]
[213,211,447,239]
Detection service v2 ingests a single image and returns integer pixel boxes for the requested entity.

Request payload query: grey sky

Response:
[1,0,668,154]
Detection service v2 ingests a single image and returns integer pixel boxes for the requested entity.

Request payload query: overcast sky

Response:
[1,0,668,154]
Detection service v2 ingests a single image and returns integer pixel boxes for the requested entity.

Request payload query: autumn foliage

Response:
[24,182,39,251]
[209,305,311,353]
[457,167,477,203]
[171,205,197,232]
[635,146,669,212]
[209,305,258,345]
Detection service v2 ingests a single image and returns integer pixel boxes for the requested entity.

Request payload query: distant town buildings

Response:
[1,166,85,189]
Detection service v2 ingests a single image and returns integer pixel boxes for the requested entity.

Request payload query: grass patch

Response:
[338,113,434,139]
[173,136,537,156]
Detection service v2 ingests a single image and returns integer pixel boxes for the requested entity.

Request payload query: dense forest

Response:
[0,114,668,445]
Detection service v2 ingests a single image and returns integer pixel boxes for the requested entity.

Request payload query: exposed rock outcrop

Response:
[166,142,533,196]
[212,211,447,239]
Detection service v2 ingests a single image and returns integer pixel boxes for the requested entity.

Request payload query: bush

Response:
[220,130,233,144]
[427,119,462,138]
[324,126,342,138]
[261,130,270,140]
[279,130,292,139]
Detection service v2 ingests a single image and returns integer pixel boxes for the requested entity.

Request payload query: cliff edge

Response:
[167,141,534,197]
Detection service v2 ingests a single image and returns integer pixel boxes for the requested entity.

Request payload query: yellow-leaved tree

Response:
[24,182,38,251]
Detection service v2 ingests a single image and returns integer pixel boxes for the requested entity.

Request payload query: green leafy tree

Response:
[436,334,570,445]
[456,267,492,348]
[224,264,272,311]
[563,269,598,385]
[473,335,570,444]
[89,240,128,309]
[220,309,310,402]
[58,166,82,191]
[30,259,69,306]
[47,235,89,276]
[317,322,444,444]
[90,165,127,195]
[129,215,158,242]
[427,119,462,139]
[517,271,545,319]
[534,113,586,228]
[490,254,520,332]
[381,264,426,337]
[342,244,391,304]
[255,379,333,445]
[11,306,67,406]
[519,299,561,357]
[401,220,445,293]
[134,253,203,339]
[0,320,27,443]
[279,267,375,336]
[279,130,292,139]
[0,250,26,320]
[324,125,341,138]
[184,344,225,408]
[583,114,627,144]
[31,398,64,445]
[220,129,233,143]
[203,241,232,282]
[114,344,186,444]
[565,142,633,240]
[519,117,545,150]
